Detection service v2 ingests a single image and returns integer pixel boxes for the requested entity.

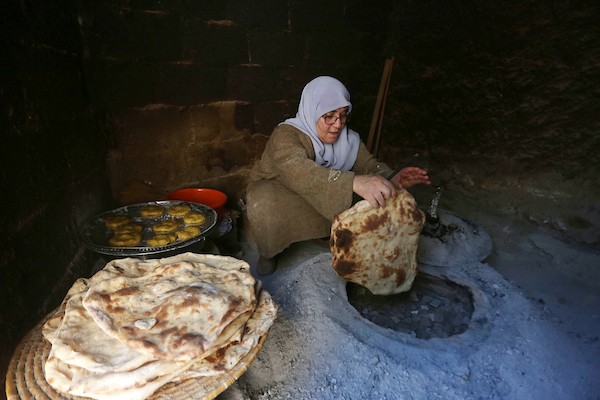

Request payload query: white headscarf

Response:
[281,76,361,170]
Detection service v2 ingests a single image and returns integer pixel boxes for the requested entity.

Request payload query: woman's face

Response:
[315,107,350,144]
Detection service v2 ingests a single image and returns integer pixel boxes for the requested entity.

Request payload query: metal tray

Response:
[80,200,217,257]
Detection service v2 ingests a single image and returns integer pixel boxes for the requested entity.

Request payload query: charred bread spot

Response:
[334,259,356,277]
[395,269,407,286]
[361,212,390,232]
[334,228,354,250]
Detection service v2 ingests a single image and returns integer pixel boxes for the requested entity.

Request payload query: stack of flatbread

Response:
[330,187,425,295]
[41,252,277,400]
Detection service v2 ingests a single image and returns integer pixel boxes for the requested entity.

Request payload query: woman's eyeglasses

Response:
[322,112,350,125]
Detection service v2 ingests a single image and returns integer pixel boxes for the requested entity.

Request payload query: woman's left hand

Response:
[391,167,431,188]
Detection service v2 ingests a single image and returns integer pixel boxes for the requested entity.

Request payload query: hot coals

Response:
[347,273,474,339]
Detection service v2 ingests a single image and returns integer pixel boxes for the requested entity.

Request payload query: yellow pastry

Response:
[167,204,192,217]
[109,231,142,247]
[175,226,202,240]
[152,220,179,233]
[140,205,165,218]
[147,233,177,247]
[183,212,206,226]
[104,215,131,229]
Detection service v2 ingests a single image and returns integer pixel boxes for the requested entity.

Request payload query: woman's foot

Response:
[257,256,277,276]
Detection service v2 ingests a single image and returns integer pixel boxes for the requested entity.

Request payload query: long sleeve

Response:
[250,125,355,220]
[352,142,395,177]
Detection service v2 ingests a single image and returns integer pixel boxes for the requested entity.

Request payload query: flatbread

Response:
[82,254,258,361]
[44,352,193,400]
[43,290,276,400]
[330,188,425,295]
[179,289,278,379]
[43,278,155,373]
[41,253,276,400]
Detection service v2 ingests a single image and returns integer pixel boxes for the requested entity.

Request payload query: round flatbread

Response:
[180,289,277,379]
[330,187,425,295]
[42,254,276,400]
[82,254,258,361]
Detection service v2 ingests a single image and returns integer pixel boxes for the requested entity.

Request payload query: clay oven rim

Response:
[335,264,492,350]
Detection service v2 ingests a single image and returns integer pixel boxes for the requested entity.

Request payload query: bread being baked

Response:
[330,187,425,295]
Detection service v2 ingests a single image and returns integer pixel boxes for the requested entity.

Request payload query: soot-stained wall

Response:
[0,1,114,389]
[382,1,600,178]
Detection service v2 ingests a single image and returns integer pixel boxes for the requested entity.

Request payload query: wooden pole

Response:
[374,58,394,158]
[367,58,394,156]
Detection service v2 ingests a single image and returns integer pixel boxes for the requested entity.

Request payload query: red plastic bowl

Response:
[167,188,227,209]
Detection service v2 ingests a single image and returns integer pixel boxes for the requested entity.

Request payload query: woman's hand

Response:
[353,174,397,208]
[391,167,431,188]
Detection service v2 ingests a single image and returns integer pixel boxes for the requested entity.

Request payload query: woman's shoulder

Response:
[271,124,312,146]
[272,123,303,136]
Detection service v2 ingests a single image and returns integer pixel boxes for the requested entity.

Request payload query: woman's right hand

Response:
[352,174,397,208]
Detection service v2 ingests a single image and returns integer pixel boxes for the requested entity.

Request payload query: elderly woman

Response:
[245,76,430,275]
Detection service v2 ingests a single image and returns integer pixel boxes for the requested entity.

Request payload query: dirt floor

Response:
[216,169,600,400]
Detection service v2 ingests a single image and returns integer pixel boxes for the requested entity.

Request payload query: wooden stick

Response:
[367,59,391,152]
[367,58,394,155]
[374,58,394,158]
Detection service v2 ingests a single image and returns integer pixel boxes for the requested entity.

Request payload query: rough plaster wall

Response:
[107,101,262,200]
[76,0,391,204]
[381,1,600,180]
[84,1,599,210]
